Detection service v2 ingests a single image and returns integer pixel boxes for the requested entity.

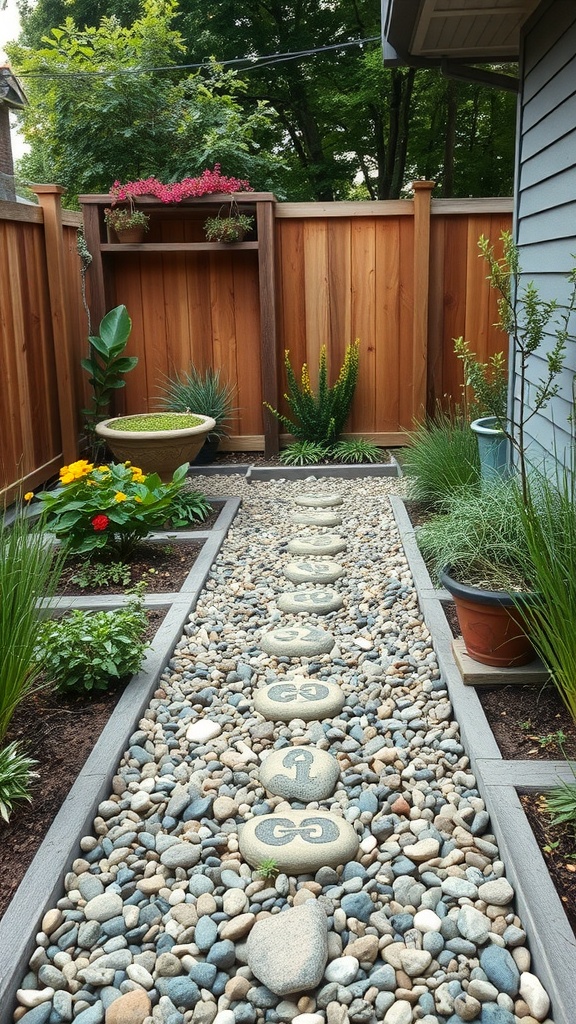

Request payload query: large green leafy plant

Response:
[33,459,189,558]
[81,304,138,438]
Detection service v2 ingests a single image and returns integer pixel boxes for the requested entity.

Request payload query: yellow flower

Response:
[114,491,127,502]
[60,472,75,485]
[134,495,143,503]
[131,467,146,483]
[60,458,94,483]
[24,491,34,501]
[97,465,111,474]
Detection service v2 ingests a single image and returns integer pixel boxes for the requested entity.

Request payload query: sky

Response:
[1,0,27,160]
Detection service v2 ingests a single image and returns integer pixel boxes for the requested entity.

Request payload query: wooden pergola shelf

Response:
[100,241,260,252]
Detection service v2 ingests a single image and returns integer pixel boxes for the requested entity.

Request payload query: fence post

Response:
[32,184,79,463]
[411,180,435,420]
[257,198,279,456]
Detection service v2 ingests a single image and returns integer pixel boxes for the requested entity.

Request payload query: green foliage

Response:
[403,408,481,509]
[474,232,576,503]
[70,560,131,589]
[453,337,508,421]
[104,206,150,232]
[545,779,576,827]
[266,342,360,445]
[279,441,329,466]
[158,367,237,440]
[512,469,576,722]
[417,480,533,590]
[0,742,38,823]
[0,512,65,741]
[34,460,189,558]
[108,413,203,431]
[165,490,212,528]
[9,6,284,204]
[204,213,254,243]
[330,438,383,463]
[36,589,149,693]
[81,305,137,438]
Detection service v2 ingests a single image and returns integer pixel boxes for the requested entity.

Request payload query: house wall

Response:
[516,0,576,470]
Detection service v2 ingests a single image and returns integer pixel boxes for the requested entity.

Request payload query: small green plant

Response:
[33,460,189,559]
[537,730,568,750]
[257,858,279,881]
[158,366,237,441]
[0,512,65,740]
[204,212,254,243]
[70,560,132,589]
[81,305,138,440]
[104,204,150,234]
[265,341,360,445]
[403,406,480,509]
[546,779,576,827]
[36,588,149,694]
[0,742,38,822]
[331,438,383,463]
[453,337,508,421]
[165,489,212,527]
[279,441,329,465]
[417,479,533,589]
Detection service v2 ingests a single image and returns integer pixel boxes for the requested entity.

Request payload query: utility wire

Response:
[15,35,381,79]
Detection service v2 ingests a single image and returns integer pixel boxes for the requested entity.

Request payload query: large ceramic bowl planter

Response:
[95,412,216,480]
[470,416,509,483]
[440,566,536,667]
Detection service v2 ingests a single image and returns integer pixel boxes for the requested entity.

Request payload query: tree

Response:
[10,0,284,204]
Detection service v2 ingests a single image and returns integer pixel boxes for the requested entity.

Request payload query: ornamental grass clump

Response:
[403,406,481,509]
[32,460,190,558]
[158,366,237,440]
[266,341,360,445]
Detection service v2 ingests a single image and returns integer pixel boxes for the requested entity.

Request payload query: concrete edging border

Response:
[0,496,241,1018]
[189,458,401,482]
[390,495,576,1024]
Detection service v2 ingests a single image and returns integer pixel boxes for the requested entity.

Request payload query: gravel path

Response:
[15,475,553,1024]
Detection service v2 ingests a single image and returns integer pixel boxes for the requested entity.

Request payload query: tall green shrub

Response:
[265,341,360,444]
[403,407,480,509]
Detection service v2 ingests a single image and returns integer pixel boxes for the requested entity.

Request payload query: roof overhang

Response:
[0,66,28,109]
[382,0,540,67]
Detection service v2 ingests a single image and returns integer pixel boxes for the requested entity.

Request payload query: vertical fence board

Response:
[350,219,377,432]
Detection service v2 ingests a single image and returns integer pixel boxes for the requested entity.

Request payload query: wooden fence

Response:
[0,185,512,500]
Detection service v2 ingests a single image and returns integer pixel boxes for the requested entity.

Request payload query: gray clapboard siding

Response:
[515,2,576,471]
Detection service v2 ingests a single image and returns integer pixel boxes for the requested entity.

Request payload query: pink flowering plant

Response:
[109,165,252,206]
[32,460,189,558]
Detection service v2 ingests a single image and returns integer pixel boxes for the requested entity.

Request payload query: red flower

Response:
[91,514,110,532]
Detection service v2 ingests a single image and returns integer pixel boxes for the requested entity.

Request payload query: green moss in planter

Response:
[107,413,203,432]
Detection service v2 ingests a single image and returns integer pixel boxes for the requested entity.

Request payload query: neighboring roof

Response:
[382,0,540,66]
[0,66,27,109]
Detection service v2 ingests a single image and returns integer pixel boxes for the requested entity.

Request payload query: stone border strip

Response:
[188,458,401,480]
[390,494,576,1024]
[0,497,241,1016]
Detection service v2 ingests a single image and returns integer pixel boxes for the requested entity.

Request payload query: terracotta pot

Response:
[114,227,146,244]
[95,413,216,481]
[440,566,536,667]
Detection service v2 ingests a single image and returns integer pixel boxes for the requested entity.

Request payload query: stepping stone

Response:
[294,493,344,508]
[260,746,340,801]
[277,588,343,614]
[287,535,346,556]
[289,510,343,527]
[254,677,345,722]
[260,624,335,658]
[284,560,344,585]
[240,809,359,874]
[246,901,328,996]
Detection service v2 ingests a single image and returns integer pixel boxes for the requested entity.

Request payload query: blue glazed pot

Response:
[470,416,509,482]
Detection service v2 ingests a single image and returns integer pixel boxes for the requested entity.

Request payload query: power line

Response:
[15,35,381,79]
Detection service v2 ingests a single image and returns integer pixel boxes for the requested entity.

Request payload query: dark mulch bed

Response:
[520,793,576,935]
[0,609,165,921]
[200,449,395,468]
[58,539,204,596]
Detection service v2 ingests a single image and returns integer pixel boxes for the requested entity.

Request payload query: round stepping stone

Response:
[260,624,334,658]
[260,746,340,801]
[294,493,344,508]
[284,560,344,585]
[289,510,343,527]
[239,809,359,873]
[254,677,345,722]
[287,535,346,556]
[277,588,343,615]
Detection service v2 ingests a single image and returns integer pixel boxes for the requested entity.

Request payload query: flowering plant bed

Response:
[109,166,252,205]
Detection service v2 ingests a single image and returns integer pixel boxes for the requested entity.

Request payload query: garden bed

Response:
[57,539,205,595]
[391,494,576,1024]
